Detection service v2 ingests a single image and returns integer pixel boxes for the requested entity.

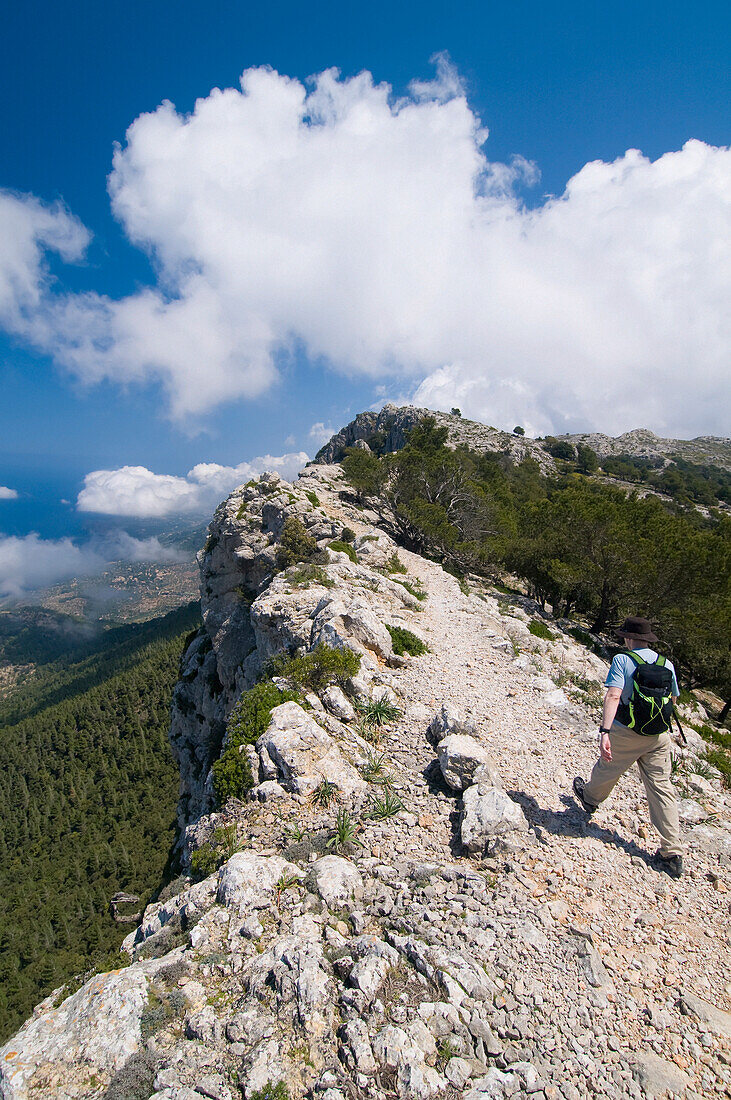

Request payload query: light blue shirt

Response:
[605,647,680,706]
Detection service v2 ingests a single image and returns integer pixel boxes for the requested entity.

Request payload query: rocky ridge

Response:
[2,462,731,1100]
[315,405,731,473]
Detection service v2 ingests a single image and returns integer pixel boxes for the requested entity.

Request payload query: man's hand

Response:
[600,732,613,762]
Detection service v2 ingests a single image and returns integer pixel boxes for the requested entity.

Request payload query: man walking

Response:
[573,616,683,878]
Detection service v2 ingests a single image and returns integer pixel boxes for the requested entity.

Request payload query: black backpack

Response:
[616,652,675,736]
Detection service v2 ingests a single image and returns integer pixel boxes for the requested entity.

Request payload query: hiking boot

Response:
[655,851,683,879]
[572,777,598,815]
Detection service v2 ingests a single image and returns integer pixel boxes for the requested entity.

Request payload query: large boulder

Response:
[427,704,478,745]
[311,598,393,659]
[217,852,304,910]
[460,785,528,854]
[257,702,367,798]
[437,735,502,792]
[0,967,151,1098]
[309,856,364,908]
[685,822,731,863]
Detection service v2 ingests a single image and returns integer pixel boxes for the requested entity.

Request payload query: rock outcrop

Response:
[2,458,730,1100]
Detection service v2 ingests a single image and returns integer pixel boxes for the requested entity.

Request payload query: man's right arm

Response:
[600,687,622,761]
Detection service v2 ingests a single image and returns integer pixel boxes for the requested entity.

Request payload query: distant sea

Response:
[0,458,202,544]
[0,459,91,541]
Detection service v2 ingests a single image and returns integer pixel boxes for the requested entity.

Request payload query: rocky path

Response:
[354,543,731,1099]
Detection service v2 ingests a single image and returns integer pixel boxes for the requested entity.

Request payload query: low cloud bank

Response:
[0,531,186,602]
[0,486,18,500]
[77,451,309,517]
[0,59,728,435]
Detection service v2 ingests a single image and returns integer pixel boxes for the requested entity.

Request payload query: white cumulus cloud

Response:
[0,60,728,435]
[308,422,335,447]
[77,451,309,517]
[0,486,19,500]
[0,531,184,601]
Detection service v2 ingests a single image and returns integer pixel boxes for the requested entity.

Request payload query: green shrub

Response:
[386,625,429,656]
[212,682,298,806]
[250,1084,289,1100]
[191,842,221,879]
[103,1050,159,1100]
[528,619,555,641]
[276,517,319,570]
[289,563,334,589]
[203,533,219,554]
[304,490,320,508]
[279,643,360,694]
[704,747,731,788]
[328,540,358,563]
[341,527,356,542]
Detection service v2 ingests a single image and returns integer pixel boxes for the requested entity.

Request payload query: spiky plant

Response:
[360,748,392,785]
[310,778,339,808]
[326,808,363,852]
[367,786,404,820]
[355,694,402,727]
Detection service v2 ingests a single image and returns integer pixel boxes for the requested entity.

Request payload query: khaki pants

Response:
[584,722,682,858]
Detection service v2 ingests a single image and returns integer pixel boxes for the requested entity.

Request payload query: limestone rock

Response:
[427,703,477,745]
[322,684,356,722]
[217,852,304,910]
[123,874,218,953]
[437,734,501,792]
[256,702,366,798]
[309,855,364,907]
[686,822,731,863]
[631,1052,691,1098]
[0,967,151,1098]
[460,784,528,853]
[680,990,731,1036]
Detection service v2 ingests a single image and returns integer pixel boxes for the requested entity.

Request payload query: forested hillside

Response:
[0,602,200,1041]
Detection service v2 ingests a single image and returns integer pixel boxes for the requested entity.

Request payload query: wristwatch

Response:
[599,726,612,734]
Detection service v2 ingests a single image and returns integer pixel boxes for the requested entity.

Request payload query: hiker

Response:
[573,616,683,878]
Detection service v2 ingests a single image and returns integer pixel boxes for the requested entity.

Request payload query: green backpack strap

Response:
[627,651,644,667]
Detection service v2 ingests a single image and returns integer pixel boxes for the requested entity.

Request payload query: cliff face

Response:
[2,460,731,1100]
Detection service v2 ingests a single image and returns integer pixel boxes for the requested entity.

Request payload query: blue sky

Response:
[0,0,729,593]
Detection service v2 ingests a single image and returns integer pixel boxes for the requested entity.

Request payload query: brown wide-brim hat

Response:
[614,616,658,645]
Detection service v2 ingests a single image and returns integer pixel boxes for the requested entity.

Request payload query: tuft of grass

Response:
[367,786,404,820]
[275,871,302,907]
[704,748,731,788]
[341,527,356,542]
[528,619,555,641]
[435,1037,459,1071]
[355,718,383,744]
[393,578,427,602]
[289,563,334,589]
[355,694,402,727]
[360,748,392,784]
[386,625,429,657]
[304,490,320,508]
[384,551,407,574]
[327,808,363,851]
[310,778,339,808]
[328,539,358,563]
